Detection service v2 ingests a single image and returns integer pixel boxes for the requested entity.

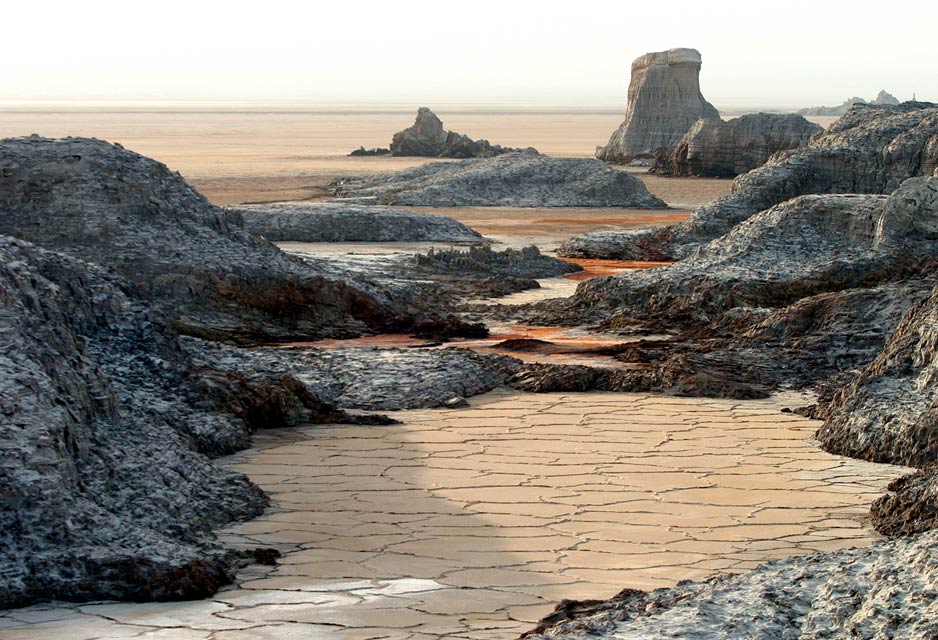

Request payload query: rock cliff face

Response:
[521,532,938,639]
[331,152,668,207]
[0,235,376,607]
[0,136,439,342]
[651,113,822,177]
[562,102,938,260]
[387,107,528,158]
[596,48,720,164]
[232,201,484,243]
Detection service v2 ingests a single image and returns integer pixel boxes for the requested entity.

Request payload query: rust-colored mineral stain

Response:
[536,214,691,225]
[559,257,673,280]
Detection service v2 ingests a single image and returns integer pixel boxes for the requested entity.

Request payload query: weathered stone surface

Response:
[231,201,484,243]
[596,48,720,164]
[562,102,938,260]
[0,136,426,342]
[562,180,938,327]
[651,113,822,177]
[387,107,529,158]
[331,151,668,207]
[871,466,938,536]
[0,236,310,607]
[521,531,938,639]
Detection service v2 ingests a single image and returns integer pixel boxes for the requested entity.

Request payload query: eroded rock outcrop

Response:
[385,107,528,158]
[331,152,668,207]
[0,136,465,342]
[0,235,386,608]
[232,201,484,243]
[563,102,938,260]
[651,113,822,177]
[521,532,938,639]
[596,48,720,164]
[799,89,901,116]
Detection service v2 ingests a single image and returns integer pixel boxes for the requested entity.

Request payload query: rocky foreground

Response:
[331,151,668,208]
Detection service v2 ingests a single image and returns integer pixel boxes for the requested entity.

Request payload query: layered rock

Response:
[521,532,938,639]
[0,235,385,608]
[232,201,484,243]
[651,113,822,177]
[385,107,528,158]
[0,136,449,342]
[562,102,938,260]
[596,48,720,164]
[331,152,668,207]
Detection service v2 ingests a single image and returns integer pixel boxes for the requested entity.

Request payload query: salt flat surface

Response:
[0,390,908,640]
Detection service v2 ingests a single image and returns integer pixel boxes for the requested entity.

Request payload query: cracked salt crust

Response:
[0,390,910,640]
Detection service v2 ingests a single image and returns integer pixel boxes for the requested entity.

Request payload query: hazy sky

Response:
[2,0,935,109]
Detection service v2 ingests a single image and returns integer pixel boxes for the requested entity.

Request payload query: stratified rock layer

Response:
[0,136,418,342]
[331,152,668,208]
[232,201,484,243]
[388,107,528,158]
[651,112,822,177]
[596,48,720,164]
[563,102,938,260]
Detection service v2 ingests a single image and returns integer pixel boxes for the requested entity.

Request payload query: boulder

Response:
[596,48,720,164]
[232,201,484,243]
[331,152,668,208]
[387,107,529,158]
[651,113,822,177]
[562,102,938,260]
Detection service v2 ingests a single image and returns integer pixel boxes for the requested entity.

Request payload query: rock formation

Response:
[521,532,938,639]
[330,151,668,207]
[233,201,484,243]
[596,48,720,164]
[384,107,528,158]
[0,235,391,608]
[799,89,901,116]
[562,102,938,260]
[0,136,477,342]
[651,113,822,177]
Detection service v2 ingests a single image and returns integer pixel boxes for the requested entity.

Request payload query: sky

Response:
[2,0,936,110]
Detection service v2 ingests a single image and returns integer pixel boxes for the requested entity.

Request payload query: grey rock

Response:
[798,90,901,116]
[521,531,938,640]
[565,180,938,327]
[562,101,938,260]
[231,201,484,243]
[331,152,668,208]
[875,90,901,106]
[388,107,529,158]
[188,340,521,411]
[0,235,364,607]
[0,136,415,342]
[651,112,822,177]
[596,48,720,164]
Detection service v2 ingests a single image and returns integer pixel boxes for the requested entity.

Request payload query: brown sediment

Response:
[536,214,690,225]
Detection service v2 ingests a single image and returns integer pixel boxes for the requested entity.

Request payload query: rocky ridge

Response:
[799,89,901,116]
[596,48,720,164]
[561,102,938,260]
[331,151,668,208]
[651,112,822,177]
[231,201,484,243]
